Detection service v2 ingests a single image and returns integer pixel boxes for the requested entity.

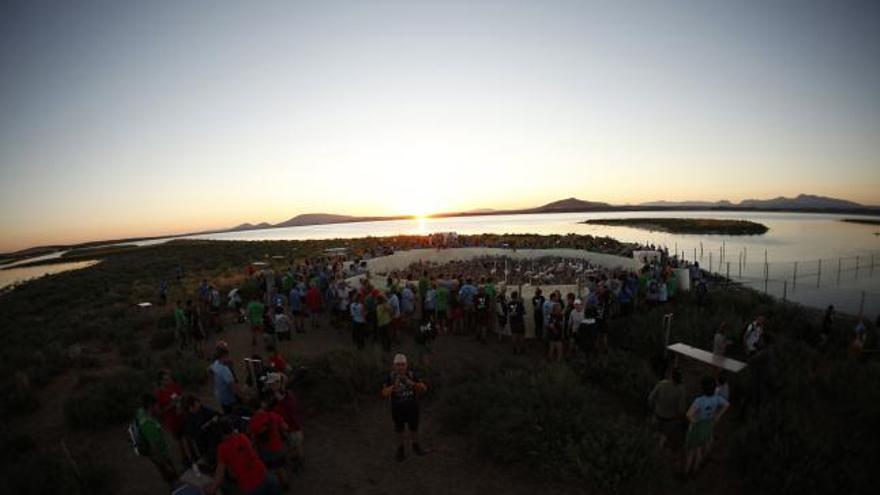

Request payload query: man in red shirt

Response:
[154,369,186,459]
[305,284,322,330]
[249,394,290,489]
[208,418,280,495]
[269,374,305,468]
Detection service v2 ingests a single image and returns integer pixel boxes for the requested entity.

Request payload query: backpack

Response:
[128,417,151,457]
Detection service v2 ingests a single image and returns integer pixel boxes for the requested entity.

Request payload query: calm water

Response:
[4,211,879,317]
[0,260,100,290]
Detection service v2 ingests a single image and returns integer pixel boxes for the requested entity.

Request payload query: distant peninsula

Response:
[581,218,769,235]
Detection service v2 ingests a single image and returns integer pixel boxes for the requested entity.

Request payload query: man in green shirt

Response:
[247,299,265,346]
[137,394,177,484]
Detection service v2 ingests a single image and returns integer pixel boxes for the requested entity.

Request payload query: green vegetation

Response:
[582,217,769,235]
[442,362,669,494]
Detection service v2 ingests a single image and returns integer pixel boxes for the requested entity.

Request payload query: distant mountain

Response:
[739,194,862,209]
[534,197,612,212]
[466,208,497,214]
[230,222,273,231]
[639,200,734,207]
[275,213,364,228]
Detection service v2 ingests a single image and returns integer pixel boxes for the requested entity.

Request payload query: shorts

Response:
[391,405,419,433]
[685,419,713,451]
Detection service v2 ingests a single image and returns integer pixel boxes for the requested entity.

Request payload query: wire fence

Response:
[691,249,880,318]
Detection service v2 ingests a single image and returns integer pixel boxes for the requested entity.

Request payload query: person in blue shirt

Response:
[289,285,305,333]
[210,348,240,414]
[684,375,730,477]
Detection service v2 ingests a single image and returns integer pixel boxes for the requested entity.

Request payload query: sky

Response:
[1,0,879,252]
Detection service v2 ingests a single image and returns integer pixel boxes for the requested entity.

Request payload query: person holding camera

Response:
[381,354,428,461]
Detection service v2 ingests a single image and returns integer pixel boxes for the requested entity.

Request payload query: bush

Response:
[297,348,387,413]
[0,451,115,495]
[442,363,668,494]
[64,369,151,430]
[573,349,657,404]
[149,328,176,350]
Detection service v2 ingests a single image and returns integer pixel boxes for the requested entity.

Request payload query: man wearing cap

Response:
[381,354,428,461]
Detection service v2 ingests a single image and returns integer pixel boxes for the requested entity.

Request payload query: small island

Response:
[841,218,880,226]
[581,217,769,235]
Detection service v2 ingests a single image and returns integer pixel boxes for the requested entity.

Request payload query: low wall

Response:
[344,247,639,339]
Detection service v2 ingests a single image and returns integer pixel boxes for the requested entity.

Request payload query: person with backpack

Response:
[249,393,291,490]
[381,354,428,462]
[135,393,178,485]
[208,418,281,495]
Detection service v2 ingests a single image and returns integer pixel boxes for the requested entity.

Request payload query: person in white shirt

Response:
[743,316,765,355]
[713,322,730,355]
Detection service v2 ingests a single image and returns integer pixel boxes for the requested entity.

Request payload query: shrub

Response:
[297,348,387,413]
[149,328,176,350]
[63,368,151,430]
[442,363,668,494]
[573,349,657,404]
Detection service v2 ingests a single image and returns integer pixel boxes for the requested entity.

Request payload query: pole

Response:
[694,248,697,263]
[793,261,798,292]
[700,242,703,259]
[856,255,860,279]
[726,262,730,282]
[709,252,713,273]
[738,251,743,278]
[817,259,822,288]
[722,241,726,265]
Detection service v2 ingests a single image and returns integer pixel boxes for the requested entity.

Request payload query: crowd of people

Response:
[137,235,876,491]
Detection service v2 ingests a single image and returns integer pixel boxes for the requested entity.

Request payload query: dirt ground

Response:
[20,308,743,495]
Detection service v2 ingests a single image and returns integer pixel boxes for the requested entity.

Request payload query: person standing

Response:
[377,295,393,351]
[381,354,428,461]
[247,298,265,347]
[547,303,564,361]
[684,375,730,478]
[507,291,526,354]
[210,347,240,414]
[743,316,765,355]
[288,284,305,333]
[435,281,450,335]
[208,418,281,495]
[305,283,322,330]
[136,394,178,485]
[350,294,367,350]
[647,367,685,450]
[531,288,545,340]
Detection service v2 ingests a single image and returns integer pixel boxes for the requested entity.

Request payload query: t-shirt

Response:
[288,288,302,311]
[458,284,477,306]
[247,301,264,325]
[388,294,401,318]
[183,406,220,455]
[377,303,392,327]
[269,354,288,373]
[507,300,525,324]
[435,286,450,311]
[136,407,168,457]
[249,410,287,453]
[424,289,437,311]
[217,433,268,493]
[350,302,366,323]
[174,308,187,329]
[385,371,423,408]
[155,382,184,435]
[210,360,237,406]
[531,295,545,317]
[744,322,762,353]
[273,392,304,432]
[689,394,729,422]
